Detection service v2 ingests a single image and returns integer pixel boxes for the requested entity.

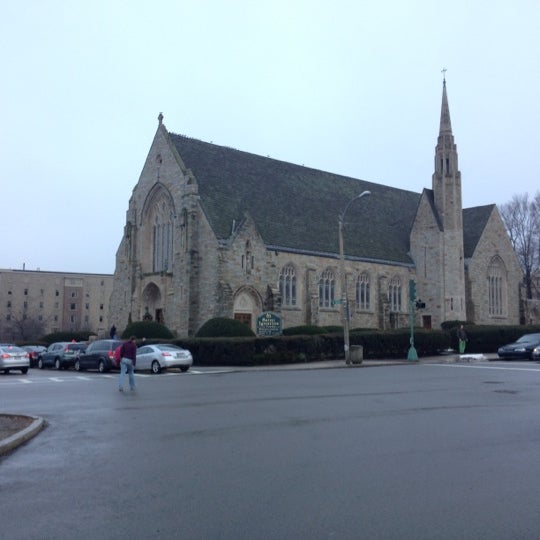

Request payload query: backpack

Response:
[114,344,123,366]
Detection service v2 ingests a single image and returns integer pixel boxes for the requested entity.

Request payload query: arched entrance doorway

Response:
[233,288,261,332]
[141,282,164,324]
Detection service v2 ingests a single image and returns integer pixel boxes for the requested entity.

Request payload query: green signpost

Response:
[407,279,418,361]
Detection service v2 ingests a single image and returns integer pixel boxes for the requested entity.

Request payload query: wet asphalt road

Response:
[2,362,540,539]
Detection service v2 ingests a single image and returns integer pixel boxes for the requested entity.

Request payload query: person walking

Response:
[118,335,137,392]
[457,325,468,354]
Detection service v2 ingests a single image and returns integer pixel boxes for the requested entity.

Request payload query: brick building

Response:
[109,81,522,336]
[0,269,113,341]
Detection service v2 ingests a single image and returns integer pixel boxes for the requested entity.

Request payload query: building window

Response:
[84,315,89,323]
[39,302,44,309]
[54,315,58,322]
[70,315,76,323]
[55,290,59,296]
[279,264,297,307]
[24,288,28,295]
[488,257,506,316]
[55,302,59,309]
[355,272,370,310]
[99,316,103,322]
[318,269,335,308]
[70,303,76,310]
[23,301,28,309]
[86,303,89,309]
[7,301,11,308]
[152,212,173,273]
[100,304,104,310]
[389,277,402,312]
[71,292,77,298]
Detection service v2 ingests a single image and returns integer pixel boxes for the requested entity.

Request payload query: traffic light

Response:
[409,279,416,302]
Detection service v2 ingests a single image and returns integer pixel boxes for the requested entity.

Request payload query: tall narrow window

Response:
[318,269,335,308]
[279,264,297,307]
[355,272,371,310]
[488,257,506,316]
[389,277,402,312]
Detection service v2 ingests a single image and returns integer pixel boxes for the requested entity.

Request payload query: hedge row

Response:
[160,325,540,367]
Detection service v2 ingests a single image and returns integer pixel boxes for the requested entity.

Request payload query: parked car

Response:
[22,345,47,368]
[0,344,30,374]
[39,342,88,370]
[497,333,540,360]
[75,339,123,373]
[136,343,193,374]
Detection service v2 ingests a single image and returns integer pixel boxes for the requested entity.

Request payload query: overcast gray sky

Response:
[1,0,539,274]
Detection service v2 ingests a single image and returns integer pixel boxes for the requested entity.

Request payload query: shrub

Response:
[195,317,255,338]
[41,331,97,345]
[121,321,174,339]
[282,325,327,336]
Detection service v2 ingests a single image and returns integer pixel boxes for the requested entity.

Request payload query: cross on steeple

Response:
[441,68,447,83]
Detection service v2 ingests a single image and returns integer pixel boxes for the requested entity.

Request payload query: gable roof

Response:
[463,205,495,258]
[169,133,420,265]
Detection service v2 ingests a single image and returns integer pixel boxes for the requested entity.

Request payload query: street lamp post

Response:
[339,190,371,365]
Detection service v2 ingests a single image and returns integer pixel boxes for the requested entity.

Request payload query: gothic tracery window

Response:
[356,272,370,310]
[389,277,402,312]
[488,257,507,316]
[318,269,335,308]
[152,202,173,273]
[279,264,297,307]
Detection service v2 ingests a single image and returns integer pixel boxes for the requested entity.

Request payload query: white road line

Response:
[19,378,32,383]
[431,363,540,372]
[48,377,64,382]
[75,376,92,381]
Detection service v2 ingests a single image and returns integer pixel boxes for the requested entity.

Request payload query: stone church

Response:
[109,81,522,336]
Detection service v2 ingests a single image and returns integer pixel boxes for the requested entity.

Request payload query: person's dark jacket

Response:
[121,340,137,365]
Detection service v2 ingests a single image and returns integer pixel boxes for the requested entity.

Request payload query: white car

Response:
[135,344,193,374]
[0,344,30,374]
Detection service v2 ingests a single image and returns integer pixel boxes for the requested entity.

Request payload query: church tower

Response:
[432,77,467,321]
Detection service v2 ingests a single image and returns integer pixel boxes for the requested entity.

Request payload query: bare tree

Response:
[500,192,540,299]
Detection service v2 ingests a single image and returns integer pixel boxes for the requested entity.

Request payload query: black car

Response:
[497,333,540,360]
[75,339,123,372]
[39,342,87,370]
[22,345,47,368]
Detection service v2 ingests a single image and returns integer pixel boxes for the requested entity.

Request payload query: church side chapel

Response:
[109,81,522,336]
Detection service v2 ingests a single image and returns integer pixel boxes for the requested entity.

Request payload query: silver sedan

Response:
[135,344,193,374]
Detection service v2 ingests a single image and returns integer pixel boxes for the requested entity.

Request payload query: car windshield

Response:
[517,334,540,343]
[156,345,182,351]
[0,345,25,353]
[67,344,87,351]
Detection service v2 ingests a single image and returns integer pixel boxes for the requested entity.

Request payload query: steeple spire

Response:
[439,76,452,135]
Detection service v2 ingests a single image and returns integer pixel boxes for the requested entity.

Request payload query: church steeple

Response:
[439,77,452,135]
[430,74,466,322]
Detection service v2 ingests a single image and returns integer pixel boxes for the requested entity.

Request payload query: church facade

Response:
[109,82,522,336]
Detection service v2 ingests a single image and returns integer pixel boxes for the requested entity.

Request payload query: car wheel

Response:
[55,358,61,370]
[38,358,44,369]
[151,360,161,374]
[98,360,105,373]
[180,366,189,373]
[20,367,28,374]
[3,369,10,374]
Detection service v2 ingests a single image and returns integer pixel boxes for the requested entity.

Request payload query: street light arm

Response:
[340,190,371,224]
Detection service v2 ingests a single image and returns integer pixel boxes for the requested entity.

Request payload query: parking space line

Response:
[48,377,64,382]
[19,378,33,383]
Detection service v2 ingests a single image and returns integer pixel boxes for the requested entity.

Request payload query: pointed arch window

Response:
[318,269,335,308]
[488,257,507,316]
[355,272,371,310]
[389,277,402,312]
[279,264,297,307]
[152,208,173,273]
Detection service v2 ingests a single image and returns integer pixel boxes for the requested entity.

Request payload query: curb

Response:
[0,414,45,457]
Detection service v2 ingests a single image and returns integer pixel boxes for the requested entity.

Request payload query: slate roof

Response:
[463,205,495,258]
[168,133,490,267]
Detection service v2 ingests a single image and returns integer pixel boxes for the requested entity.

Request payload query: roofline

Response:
[265,245,415,268]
